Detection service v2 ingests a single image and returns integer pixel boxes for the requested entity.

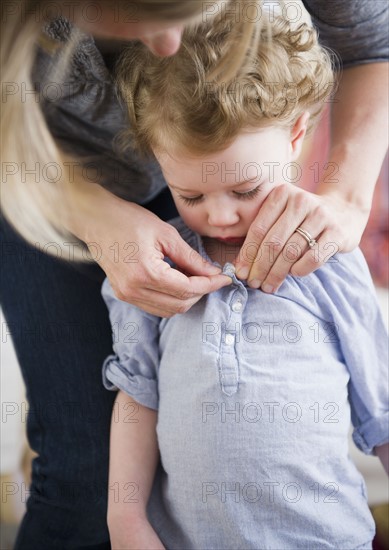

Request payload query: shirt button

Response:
[223,263,236,277]
[225,333,235,346]
[232,300,243,313]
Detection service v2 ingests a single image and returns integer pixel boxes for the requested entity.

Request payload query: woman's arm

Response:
[317,63,388,211]
[235,62,389,291]
[107,390,164,550]
[63,164,231,317]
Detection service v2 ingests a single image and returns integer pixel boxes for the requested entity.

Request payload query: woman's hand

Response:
[234,184,371,293]
[79,186,231,317]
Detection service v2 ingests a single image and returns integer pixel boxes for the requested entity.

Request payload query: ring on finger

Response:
[295,227,317,248]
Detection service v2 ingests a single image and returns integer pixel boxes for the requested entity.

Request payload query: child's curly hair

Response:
[117,11,335,158]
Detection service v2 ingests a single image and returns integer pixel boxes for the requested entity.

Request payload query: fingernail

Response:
[262,283,274,293]
[248,279,261,289]
[236,267,250,280]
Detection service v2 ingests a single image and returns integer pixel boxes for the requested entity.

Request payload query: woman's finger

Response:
[160,225,221,277]
[117,272,232,318]
[112,257,232,316]
[130,290,200,317]
[239,189,314,287]
[258,219,327,293]
[291,229,341,278]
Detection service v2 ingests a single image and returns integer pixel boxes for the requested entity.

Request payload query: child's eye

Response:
[179,195,204,206]
[233,186,261,200]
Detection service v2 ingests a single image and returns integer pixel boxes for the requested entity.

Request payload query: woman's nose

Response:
[141,27,183,57]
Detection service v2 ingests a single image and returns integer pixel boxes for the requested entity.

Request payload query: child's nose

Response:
[208,207,239,227]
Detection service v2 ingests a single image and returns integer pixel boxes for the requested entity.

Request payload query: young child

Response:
[102,12,389,550]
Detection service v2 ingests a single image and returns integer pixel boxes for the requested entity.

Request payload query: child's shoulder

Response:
[302,246,376,296]
[276,246,381,328]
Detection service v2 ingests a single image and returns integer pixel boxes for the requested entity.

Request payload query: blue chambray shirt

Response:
[102,218,388,550]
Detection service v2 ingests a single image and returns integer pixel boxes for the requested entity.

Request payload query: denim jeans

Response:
[0,189,177,549]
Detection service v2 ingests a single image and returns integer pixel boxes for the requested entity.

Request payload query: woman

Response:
[1,1,388,548]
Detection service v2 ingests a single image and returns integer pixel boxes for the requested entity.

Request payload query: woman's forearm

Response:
[60,157,126,243]
[317,63,389,210]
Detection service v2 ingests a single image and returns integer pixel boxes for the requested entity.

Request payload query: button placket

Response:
[219,279,247,396]
[225,333,235,346]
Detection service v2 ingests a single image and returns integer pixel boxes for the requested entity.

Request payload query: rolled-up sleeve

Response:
[101,278,161,410]
[303,0,389,67]
[352,414,389,456]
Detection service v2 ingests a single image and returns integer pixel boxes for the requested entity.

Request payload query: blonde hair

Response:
[118,12,335,158]
[1,0,260,260]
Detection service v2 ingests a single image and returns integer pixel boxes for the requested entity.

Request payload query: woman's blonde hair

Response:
[1,0,261,260]
[117,12,335,159]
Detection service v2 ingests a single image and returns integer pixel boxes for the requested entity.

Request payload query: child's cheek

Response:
[175,205,202,233]
[249,181,284,221]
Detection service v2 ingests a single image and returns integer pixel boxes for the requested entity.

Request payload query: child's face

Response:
[156,123,305,245]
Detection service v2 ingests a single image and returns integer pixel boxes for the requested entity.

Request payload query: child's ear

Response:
[290,112,310,160]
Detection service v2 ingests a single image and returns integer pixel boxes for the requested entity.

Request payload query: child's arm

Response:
[375,443,389,476]
[107,390,164,550]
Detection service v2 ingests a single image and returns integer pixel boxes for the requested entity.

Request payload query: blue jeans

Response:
[0,189,177,549]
